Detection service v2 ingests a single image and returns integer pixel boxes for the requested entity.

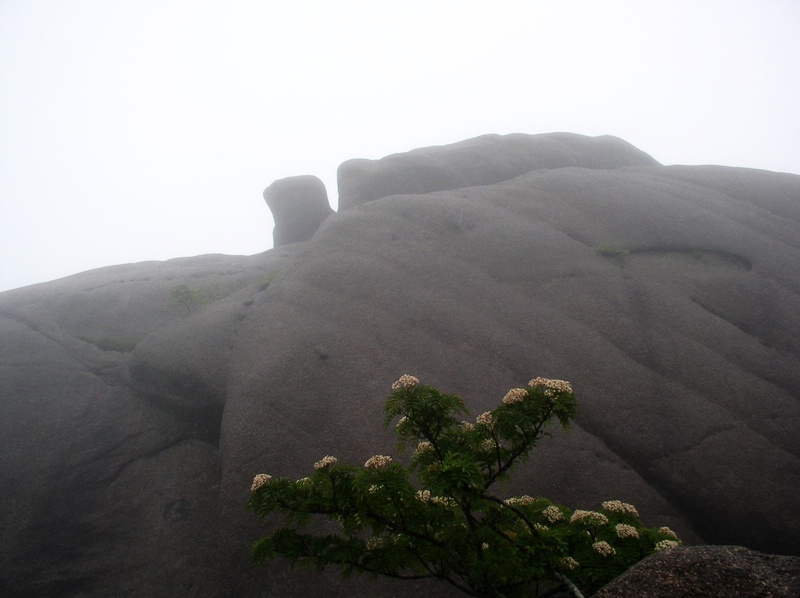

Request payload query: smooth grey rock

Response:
[263,174,333,246]
[0,252,294,597]
[1,133,798,597]
[336,132,660,210]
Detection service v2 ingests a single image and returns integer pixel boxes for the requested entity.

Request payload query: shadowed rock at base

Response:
[594,546,800,597]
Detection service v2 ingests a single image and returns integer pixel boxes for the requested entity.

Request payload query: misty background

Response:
[1,1,798,293]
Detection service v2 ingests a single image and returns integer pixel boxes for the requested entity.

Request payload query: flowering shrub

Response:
[364,455,392,469]
[313,455,338,470]
[248,376,681,597]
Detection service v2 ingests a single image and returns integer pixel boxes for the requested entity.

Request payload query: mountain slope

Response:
[1,133,798,597]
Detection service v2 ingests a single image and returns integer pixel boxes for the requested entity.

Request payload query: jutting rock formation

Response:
[263,174,333,246]
[0,132,798,597]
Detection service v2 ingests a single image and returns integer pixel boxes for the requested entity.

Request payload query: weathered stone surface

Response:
[594,546,800,597]
[336,132,660,210]
[263,174,333,246]
[1,133,798,596]
[0,252,293,597]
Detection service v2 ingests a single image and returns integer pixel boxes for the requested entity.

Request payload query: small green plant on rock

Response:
[596,242,629,259]
[248,376,680,597]
[255,272,277,292]
[75,334,142,352]
[169,283,228,312]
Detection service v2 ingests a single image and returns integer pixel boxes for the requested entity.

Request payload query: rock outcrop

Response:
[594,546,800,597]
[1,133,798,597]
[263,174,333,245]
[0,254,292,597]
[336,132,659,210]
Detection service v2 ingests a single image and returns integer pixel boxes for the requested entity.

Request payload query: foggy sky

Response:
[1,1,799,293]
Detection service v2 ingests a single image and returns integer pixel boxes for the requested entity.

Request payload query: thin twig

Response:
[553,572,586,598]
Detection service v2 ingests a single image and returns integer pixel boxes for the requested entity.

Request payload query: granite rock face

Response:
[336,132,659,210]
[263,174,333,246]
[0,253,292,597]
[594,546,800,597]
[1,133,799,597]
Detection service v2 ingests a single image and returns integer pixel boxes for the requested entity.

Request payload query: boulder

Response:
[263,174,333,245]
[594,546,800,597]
[0,252,296,597]
[336,131,659,210]
[0,133,798,597]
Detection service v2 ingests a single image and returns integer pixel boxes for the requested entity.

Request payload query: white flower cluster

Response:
[392,374,419,390]
[481,542,490,551]
[601,500,639,517]
[396,416,409,429]
[314,455,338,470]
[502,388,527,405]
[592,541,615,557]
[615,523,639,539]
[368,484,383,494]
[365,455,392,469]
[542,505,564,523]
[415,441,434,454]
[416,490,456,507]
[658,526,678,539]
[655,539,680,551]
[476,411,495,429]
[366,536,385,551]
[505,495,536,507]
[250,473,272,493]
[570,510,609,526]
[560,556,580,570]
[534,523,549,533]
[481,438,496,452]
[528,377,573,395]
[433,496,457,507]
[460,421,475,432]
[296,477,311,487]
